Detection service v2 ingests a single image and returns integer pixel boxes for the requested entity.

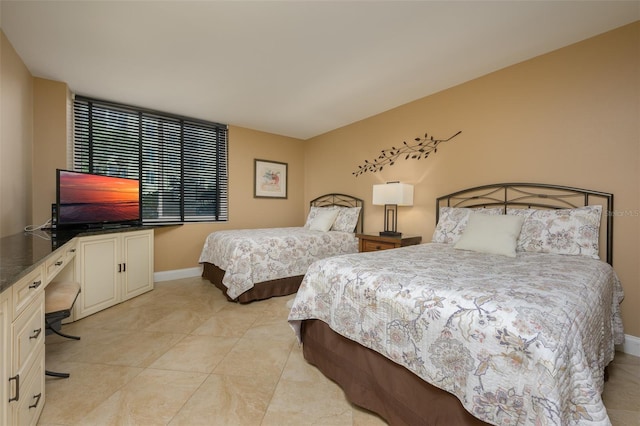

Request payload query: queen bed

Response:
[199,193,363,303]
[288,183,624,426]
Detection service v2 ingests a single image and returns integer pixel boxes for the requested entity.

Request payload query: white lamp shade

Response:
[372,183,414,206]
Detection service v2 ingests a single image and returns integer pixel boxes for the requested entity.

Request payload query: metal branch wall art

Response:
[352,130,461,176]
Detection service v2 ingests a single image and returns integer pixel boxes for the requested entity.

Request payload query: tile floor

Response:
[40,277,639,425]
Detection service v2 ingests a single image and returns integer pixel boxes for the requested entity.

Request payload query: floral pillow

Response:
[506,205,602,259]
[331,206,362,232]
[431,207,504,244]
[305,206,361,232]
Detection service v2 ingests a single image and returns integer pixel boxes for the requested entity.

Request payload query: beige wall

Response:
[32,78,69,226]
[1,31,33,237]
[154,126,305,271]
[305,22,640,338]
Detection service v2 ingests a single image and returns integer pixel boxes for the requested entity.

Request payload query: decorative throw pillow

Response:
[331,207,362,232]
[454,213,524,257]
[506,205,602,259]
[304,206,335,228]
[431,207,504,244]
[308,208,340,232]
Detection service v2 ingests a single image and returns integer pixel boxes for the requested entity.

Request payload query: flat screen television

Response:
[56,169,141,229]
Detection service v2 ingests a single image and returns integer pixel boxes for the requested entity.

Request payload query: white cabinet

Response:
[10,293,45,426]
[74,229,153,320]
[120,230,155,300]
[74,233,119,318]
[1,266,46,426]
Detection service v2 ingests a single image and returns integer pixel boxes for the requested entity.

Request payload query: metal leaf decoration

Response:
[352,130,461,176]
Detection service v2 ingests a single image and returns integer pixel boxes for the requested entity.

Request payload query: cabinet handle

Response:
[29,280,42,289]
[55,260,63,266]
[70,248,76,253]
[122,263,126,272]
[376,245,382,250]
[29,393,42,409]
[30,328,42,340]
[118,263,122,273]
[8,374,19,402]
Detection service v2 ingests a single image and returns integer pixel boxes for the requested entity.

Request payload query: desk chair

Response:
[45,281,81,378]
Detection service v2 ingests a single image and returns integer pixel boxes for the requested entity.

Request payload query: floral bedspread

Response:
[288,243,625,425]
[198,227,358,299]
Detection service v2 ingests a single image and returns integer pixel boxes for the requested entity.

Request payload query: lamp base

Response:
[379,231,402,238]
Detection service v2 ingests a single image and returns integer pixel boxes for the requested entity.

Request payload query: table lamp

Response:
[372,182,414,237]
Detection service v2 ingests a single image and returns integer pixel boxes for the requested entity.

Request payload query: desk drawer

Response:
[44,241,76,284]
[362,240,397,252]
[12,267,44,320]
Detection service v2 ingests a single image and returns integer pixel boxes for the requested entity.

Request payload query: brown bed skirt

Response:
[300,319,490,426]
[201,262,304,303]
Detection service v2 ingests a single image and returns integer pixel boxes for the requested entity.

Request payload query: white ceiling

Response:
[2,1,638,140]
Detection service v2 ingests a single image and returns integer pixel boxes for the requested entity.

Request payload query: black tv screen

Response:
[56,169,141,228]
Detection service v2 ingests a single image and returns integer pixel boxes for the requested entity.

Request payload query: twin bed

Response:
[199,193,363,303]
[288,183,624,426]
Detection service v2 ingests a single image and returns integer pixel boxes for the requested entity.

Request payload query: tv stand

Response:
[101,224,132,230]
[74,223,137,231]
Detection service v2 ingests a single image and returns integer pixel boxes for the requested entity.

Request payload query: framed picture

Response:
[254,159,288,199]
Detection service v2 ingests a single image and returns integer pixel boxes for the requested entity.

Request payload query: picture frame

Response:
[254,159,288,199]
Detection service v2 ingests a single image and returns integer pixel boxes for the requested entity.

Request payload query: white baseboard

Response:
[154,266,202,282]
[617,334,640,357]
[150,267,640,359]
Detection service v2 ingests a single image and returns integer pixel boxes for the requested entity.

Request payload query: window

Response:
[73,96,228,223]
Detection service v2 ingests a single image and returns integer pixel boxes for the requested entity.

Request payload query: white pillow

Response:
[331,206,362,232]
[304,206,336,228]
[308,208,340,232]
[454,213,524,257]
[506,205,602,259]
[432,207,504,244]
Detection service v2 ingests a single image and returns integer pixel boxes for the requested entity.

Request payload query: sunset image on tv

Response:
[58,171,140,224]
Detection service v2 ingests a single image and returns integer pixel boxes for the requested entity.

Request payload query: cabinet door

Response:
[12,347,44,426]
[0,290,10,426]
[75,235,119,319]
[121,230,154,301]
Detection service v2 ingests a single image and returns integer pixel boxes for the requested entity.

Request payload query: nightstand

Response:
[356,234,422,253]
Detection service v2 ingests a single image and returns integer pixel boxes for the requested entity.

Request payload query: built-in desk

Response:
[0,226,154,426]
[0,227,153,293]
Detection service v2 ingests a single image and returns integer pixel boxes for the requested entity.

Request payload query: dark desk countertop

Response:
[0,226,154,293]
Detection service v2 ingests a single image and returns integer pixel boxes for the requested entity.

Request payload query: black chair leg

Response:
[45,370,70,379]
[45,319,81,340]
[45,317,79,378]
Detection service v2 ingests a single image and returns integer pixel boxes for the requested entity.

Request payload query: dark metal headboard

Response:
[310,193,364,234]
[436,183,614,265]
